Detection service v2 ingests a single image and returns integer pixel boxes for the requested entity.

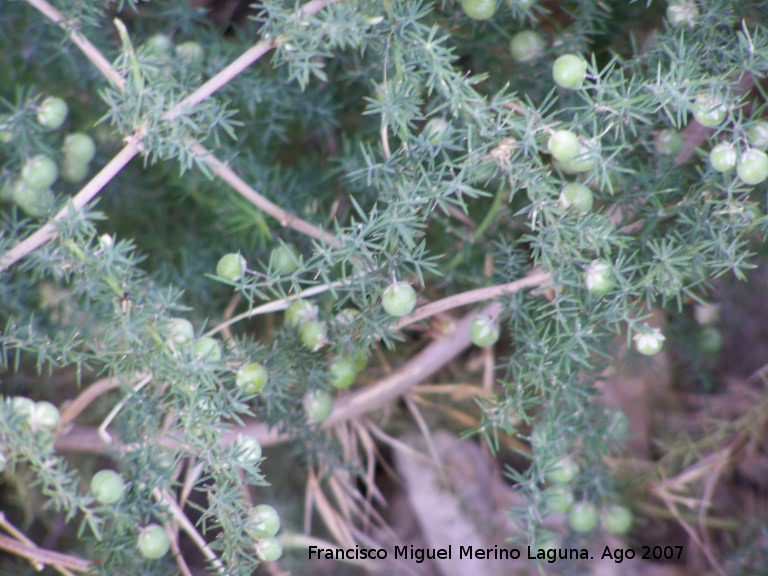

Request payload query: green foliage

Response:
[1,0,768,573]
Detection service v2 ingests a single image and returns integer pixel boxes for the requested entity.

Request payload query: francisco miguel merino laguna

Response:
[308,544,591,564]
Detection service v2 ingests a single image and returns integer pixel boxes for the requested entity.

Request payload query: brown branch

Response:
[0,534,91,573]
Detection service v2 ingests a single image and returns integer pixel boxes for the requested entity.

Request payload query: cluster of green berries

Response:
[1,95,97,217]
[539,453,633,536]
[8,395,60,433]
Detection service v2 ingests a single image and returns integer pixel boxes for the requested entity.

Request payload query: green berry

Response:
[22,155,58,191]
[216,252,246,282]
[655,129,684,156]
[667,0,698,27]
[236,362,268,394]
[564,146,597,173]
[90,470,126,504]
[255,537,283,562]
[193,337,222,361]
[544,485,575,513]
[144,34,173,57]
[167,318,194,345]
[510,30,545,62]
[423,118,451,145]
[299,320,327,351]
[469,315,500,347]
[460,0,497,21]
[552,54,587,89]
[304,390,334,423]
[175,41,205,63]
[600,504,633,535]
[11,396,35,420]
[350,349,369,372]
[692,93,728,128]
[270,244,300,275]
[284,299,318,328]
[584,259,614,295]
[31,401,60,432]
[235,434,262,464]
[381,282,417,317]
[709,143,737,172]
[748,121,768,150]
[328,356,358,389]
[60,158,89,183]
[569,501,599,534]
[63,133,96,164]
[633,326,665,356]
[737,149,768,185]
[247,504,281,539]
[547,130,580,162]
[13,183,54,217]
[559,183,594,214]
[36,97,68,130]
[137,524,171,560]
[696,326,723,355]
[545,456,579,485]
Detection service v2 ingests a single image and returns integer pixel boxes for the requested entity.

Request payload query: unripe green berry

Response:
[304,390,334,423]
[552,54,587,89]
[460,0,497,21]
[569,502,599,534]
[247,504,281,539]
[381,282,417,317]
[175,41,205,63]
[284,299,318,328]
[31,401,60,432]
[236,362,268,394]
[255,537,283,562]
[509,30,545,62]
[63,133,97,164]
[547,130,580,162]
[559,183,594,214]
[600,504,633,535]
[655,129,684,156]
[544,484,575,513]
[22,155,58,191]
[748,121,768,150]
[144,34,173,57]
[235,434,262,464]
[37,97,69,130]
[545,456,579,485]
[60,157,90,183]
[167,318,194,345]
[11,396,35,420]
[137,524,171,560]
[423,118,451,145]
[584,259,614,295]
[193,337,222,361]
[469,315,500,347]
[696,326,723,355]
[13,183,54,218]
[633,326,665,356]
[667,0,699,27]
[692,93,728,128]
[737,149,768,185]
[216,253,246,282]
[90,469,126,504]
[299,320,327,351]
[328,356,358,389]
[709,143,737,172]
[270,244,300,275]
